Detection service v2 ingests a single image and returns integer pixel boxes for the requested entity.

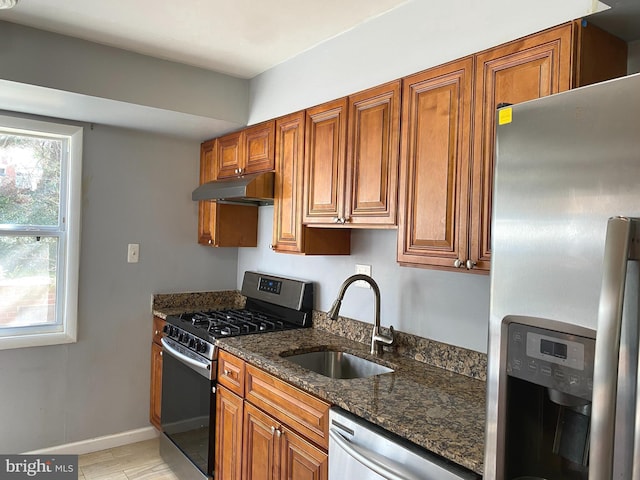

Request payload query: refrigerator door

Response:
[590,217,639,480]
[485,73,640,479]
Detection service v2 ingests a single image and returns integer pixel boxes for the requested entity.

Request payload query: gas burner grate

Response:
[180,309,289,339]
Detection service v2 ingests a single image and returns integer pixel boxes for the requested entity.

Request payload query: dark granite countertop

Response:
[216,328,486,476]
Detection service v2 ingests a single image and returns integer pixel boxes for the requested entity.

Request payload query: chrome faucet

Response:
[328,274,394,355]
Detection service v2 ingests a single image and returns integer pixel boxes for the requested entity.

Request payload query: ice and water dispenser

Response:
[503,322,595,480]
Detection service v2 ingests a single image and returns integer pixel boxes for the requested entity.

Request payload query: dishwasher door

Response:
[328,408,478,480]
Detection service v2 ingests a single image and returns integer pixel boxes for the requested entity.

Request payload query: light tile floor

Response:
[78,438,178,480]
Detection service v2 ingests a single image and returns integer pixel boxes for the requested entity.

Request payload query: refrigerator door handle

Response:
[590,216,636,480]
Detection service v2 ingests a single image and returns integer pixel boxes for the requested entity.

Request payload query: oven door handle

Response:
[161,337,212,379]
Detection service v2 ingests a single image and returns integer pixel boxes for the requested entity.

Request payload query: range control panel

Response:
[258,276,282,295]
[507,322,595,401]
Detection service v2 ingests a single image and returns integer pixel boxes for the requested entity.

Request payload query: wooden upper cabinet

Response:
[216,120,276,179]
[272,111,351,255]
[303,83,401,228]
[470,23,573,272]
[346,81,400,227]
[216,131,244,179]
[273,112,306,253]
[198,140,216,245]
[198,140,259,247]
[398,21,626,273]
[573,20,628,88]
[303,98,348,224]
[245,121,276,175]
[397,58,474,270]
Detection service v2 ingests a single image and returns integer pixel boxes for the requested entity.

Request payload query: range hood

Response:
[191,171,274,206]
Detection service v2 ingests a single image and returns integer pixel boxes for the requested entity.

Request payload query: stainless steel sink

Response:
[282,350,394,379]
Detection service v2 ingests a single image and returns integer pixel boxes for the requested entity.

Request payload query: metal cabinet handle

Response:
[276,428,282,438]
[155,330,159,335]
[223,369,231,377]
[465,259,477,270]
[454,259,464,268]
[207,239,212,245]
[333,217,341,223]
[270,426,275,435]
[342,217,350,224]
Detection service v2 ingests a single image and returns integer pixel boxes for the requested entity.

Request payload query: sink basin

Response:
[282,350,394,379]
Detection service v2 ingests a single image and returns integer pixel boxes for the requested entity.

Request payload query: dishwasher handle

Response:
[329,428,422,480]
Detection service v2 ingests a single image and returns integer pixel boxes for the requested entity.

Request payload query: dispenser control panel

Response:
[507,322,595,402]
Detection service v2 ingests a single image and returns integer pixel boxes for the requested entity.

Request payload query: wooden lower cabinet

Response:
[216,386,244,480]
[149,316,165,430]
[215,352,329,480]
[279,425,328,480]
[243,403,327,480]
[149,342,162,429]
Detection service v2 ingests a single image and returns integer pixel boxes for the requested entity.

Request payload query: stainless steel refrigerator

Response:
[485,72,640,480]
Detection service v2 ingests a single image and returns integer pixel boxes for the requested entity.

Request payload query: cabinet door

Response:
[244,120,275,175]
[273,111,352,255]
[243,403,280,480]
[198,140,216,245]
[273,111,306,253]
[217,131,244,179]
[303,98,348,224]
[397,58,473,270]
[279,426,327,480]
[215,386,244,480]
[149,342,162,430]
[470,24,572,271]
[346,81,400,227]
[212,204,258,247]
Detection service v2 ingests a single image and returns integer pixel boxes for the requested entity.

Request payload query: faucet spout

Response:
[328,274,394,355]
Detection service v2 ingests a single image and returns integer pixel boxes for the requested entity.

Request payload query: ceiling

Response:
[0,0,410,79]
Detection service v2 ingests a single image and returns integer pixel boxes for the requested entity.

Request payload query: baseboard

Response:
[24,426,159,455]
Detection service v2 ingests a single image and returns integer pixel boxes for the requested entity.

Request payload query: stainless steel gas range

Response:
[159,271,313,480]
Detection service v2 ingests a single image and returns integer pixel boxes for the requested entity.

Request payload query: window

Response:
[0,115,82,350]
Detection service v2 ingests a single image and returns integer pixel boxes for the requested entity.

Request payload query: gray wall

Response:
[629,40,640,74]
[0,21,248,124]
[0,114,237,453]
[237,209,490,352]
[243,0,601,353]
[248,0,601,124]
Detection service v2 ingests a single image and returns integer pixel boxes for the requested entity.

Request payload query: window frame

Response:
[0,114,82,350]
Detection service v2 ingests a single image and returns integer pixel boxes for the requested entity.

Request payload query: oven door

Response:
[160,337,216,478]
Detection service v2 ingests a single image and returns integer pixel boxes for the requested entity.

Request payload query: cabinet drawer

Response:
[218,350,246,396]
[246,364,329,449]
[152,316,166,345]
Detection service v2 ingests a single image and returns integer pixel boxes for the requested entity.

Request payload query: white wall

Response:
[0,112,237,453]
[237,209,490,353]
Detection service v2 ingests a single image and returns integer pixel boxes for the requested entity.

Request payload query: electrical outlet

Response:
[355,264,371,288]
[127,243,139,263]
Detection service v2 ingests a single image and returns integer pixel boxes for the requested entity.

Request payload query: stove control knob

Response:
[178,332,185,342]
[188,338,196,348]
[197,342,208,353]
[169,327,178,338]
[162,325,170,334]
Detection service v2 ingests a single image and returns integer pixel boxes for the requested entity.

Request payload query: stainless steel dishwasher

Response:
[329,408,478,480]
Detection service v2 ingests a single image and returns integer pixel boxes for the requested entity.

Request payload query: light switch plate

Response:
[127,243,139,263]
[355,264,371,288]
